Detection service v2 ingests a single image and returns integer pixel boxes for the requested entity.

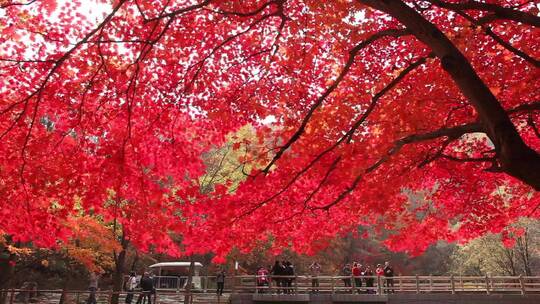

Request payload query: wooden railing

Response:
[2,275,539,304]
[0,289,228,304]
[231,275,540,295]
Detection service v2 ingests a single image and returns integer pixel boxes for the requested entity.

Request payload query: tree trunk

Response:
[502,247,517,276]
[516,230,532,276]
[358,0,540,190]
[130,251,139,272]
[183,257,195,304]
[111,236,128,304]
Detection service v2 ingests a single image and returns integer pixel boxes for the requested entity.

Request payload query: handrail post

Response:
[377,276,382,295]
[485,275,490,295]
[9,289,14,304]
[231,275,237,294]
[294,275,298,294]
[352,274,356,294]
[59,288,66,304]
[415,275,420,294]
[460,276,463,291]
[331,276,335,294]
[450,275,455,294]
[518,275,525,296]
[399,276,402,292]
[108,290,113,304]
[255,275,258,294]
[429,275,433,292]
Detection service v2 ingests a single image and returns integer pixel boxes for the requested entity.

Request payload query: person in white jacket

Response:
[125,272,138,304]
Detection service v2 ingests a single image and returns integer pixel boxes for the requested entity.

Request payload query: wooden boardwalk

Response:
[231,274,540,295]
[2,275,539,304]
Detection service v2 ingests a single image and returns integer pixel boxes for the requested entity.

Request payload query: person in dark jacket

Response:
[341,263,352,291]
[283,261,295,294]
[216,269,225,296]
[136,272,154,304]
[383,262,395,294]
[271,261,285,294]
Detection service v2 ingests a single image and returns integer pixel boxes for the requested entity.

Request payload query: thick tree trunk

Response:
[111,236,127,304]
[359,0,540,190]
[130,252,139,272]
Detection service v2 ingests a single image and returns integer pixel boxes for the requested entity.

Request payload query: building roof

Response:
[149,262,204,268]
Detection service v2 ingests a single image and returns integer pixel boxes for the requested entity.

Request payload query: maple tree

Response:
[1,0,539,262]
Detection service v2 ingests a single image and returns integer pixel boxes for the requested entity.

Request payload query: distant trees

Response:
[450,218,540,276]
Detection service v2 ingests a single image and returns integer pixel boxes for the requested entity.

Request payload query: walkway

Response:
[2,275,539,304]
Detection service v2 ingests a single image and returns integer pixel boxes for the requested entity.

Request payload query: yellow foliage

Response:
[6,245,33,256]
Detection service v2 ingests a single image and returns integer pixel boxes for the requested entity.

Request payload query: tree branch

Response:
[449,8,540,67]
[358,0,540,190]
[315,122,484,211]
[425,0,540,27]
[146,0,212,22]
[261,28,410,174]
[0,0,37,9]
[232,51,425,222]
[527,115,540,139]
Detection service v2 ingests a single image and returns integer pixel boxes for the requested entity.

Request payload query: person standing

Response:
[364,266,375,294]
[352,263,362,294]
[86,272,99,304]
[308,261,321,293]
[341,264,352,292]
[376,264,384,277]
[375,264,384,294]
[384,262,395,294]
[284,261,295,294]
[256,266,270,293]
[136,272,154,304]
[125,272,138,304]
[216,269,225,296]
[271,261,285,294]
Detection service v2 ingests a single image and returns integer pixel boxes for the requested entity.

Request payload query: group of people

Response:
[124,272,156,304]
[256,261,296,293]
[340,261,395,294]
[254,260,396,294]
[85,271,156,304]
[85,261,395,300]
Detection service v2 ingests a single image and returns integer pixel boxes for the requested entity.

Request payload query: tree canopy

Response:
[0,0,539,260]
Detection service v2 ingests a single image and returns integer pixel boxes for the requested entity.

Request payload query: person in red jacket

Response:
[256,266,270,293]
[352,263,362,294]
[375,264,384,294]
[376,264,384,277]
